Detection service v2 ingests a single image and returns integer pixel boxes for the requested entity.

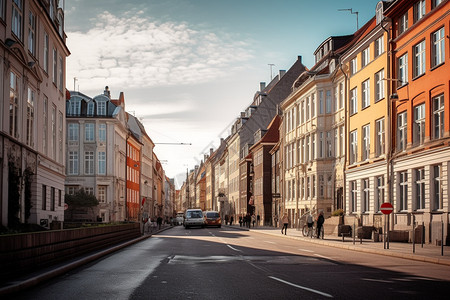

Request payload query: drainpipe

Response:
[338,57,348,215]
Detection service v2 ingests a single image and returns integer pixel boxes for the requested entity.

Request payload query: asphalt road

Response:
[14,226,450,299]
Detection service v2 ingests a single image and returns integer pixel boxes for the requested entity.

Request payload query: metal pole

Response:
[387,214,390,249]
[353,221,355,245]
[384,214,386,249]
[442,220,444,256]
[412,214,415,254]
[421,221,424,248]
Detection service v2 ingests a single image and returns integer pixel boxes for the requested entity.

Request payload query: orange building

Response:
[126,134,141,221]
[385,0,449,242]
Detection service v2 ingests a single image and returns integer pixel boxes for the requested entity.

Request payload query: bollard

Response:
[353,223,355,245]
[412,214,415,254]
[442,220,444,256]
[421,221,424,248]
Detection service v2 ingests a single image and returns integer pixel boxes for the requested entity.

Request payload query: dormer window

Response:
[376,2,383,25]
[49,0,54,20]
[97,100,106,116]
[87,101,94,116]
[68,99,81,116]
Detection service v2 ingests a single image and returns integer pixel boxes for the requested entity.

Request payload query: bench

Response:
[338,225,352,242]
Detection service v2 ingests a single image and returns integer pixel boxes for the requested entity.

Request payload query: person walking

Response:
[239,215,243,227]
[251,214,256,228]
[281,213,289,235]
[307,213,314,237]
[230,216,234,226]
[316,211,325,239]
[157,216,163,230]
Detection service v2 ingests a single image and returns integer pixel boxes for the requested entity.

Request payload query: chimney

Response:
[240,112,246,118]
[298,55,302,64]
[104,86,111,98]
[259,82,266,92]
[279,70,286,79]
[210,148,214,156]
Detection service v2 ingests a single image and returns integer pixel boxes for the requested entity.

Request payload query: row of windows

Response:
[350,36,385,76]
[398,0,444,35]
[397,94,444,151]
[285,126,346,170]
[42,185,62,211]
[285,84,345,133]
[349,164,443,213]
[285,174,333,201]
[349,69,385,115]
[68,123,107,142]
[67,99,108,117]
[127,144,139,162]
[349,118,385,164]
[9,70,63,162]
[67,186,107,203]
[397,26,445,85]
[68,151,106,175]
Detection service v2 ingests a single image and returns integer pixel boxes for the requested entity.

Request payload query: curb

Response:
[237,226,450,266]
[0,226,173,296]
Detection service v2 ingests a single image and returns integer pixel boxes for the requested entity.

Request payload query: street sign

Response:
[380,202,393,215]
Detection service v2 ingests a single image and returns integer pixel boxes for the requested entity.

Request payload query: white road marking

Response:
[227,244,242,252]
[298,248,314,253]
[265,241,276,244]
[269,276,333,298]
[314,254,332,260]
[361,278,393,283]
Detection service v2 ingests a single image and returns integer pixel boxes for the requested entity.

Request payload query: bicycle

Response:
[302,223,324,239]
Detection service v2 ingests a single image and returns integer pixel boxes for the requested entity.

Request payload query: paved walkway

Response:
[225,224,450,266]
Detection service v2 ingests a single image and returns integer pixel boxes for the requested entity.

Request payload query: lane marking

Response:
[298,248,314,253]
[265,241,276,244]
[269,276,333,298]
[361,278,393,283]
[314,254,332,260]
[227,244,242,252]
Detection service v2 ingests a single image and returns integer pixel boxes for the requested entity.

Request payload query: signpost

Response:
[380,202,393,249]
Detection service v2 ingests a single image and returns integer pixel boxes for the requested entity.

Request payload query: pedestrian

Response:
[230,216,234,226]
[239,215,243,227]
[316,211,325,239]
[246,213,251,228]
[251,214,256,228]
[257,214,260,226]
[307,213,314,236]
[281,213,289,235]
[157,216,163,230]
[225,215,229,225]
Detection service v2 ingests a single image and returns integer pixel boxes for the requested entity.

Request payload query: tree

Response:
[65,189,99,221]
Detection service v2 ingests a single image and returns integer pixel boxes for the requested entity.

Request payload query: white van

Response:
[184,209,204,229]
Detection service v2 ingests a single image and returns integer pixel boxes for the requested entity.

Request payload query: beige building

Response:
[1,0,69,228]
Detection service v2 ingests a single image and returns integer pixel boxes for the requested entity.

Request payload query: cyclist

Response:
[306,213,314,237]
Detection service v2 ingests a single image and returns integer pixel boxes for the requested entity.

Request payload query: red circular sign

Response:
[380,202,393,215]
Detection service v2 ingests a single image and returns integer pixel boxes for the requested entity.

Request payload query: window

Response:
[59,112,63,163]
[363,178,370,212]
[306,97,310,120]
[413,40,426,77]
[398,53,408,85]
[414,0,426,23]
[53,48,57,84]
[26,88,35,147]
[375,118,385,157]
[43,97,48,154]
[319,132,324,158]
[28,10,36,56]
[306,177,310,199]
[52,105,56,158]
[10,72,19,138]
[68,123,79,141]
[415,168,425,210]
[49,0,54,19]
[68,151,78,175]
[375,36,384,57]
[339,82,344,109]
[50,187,55,211]
[399,171,408,211]
[99,124,106,142]
[362,124,370,160]
[44,33,49,73]
[87,101,94,116]
[311,94,315,117]
[42,185,47,210]
[319,175,324,197]
[433,94,444,139]
[413,104,425,146]
[398,12,408,34]
[362,79,370,109]
[326,131,332,157]
[67,186,77,195]
[350,58,357,75]
[375,69,385,102]
[59,56,63,91]
[85,188,94,195]
[12,0,23,39]
[312,175,316,198]
[0,0,4,20]
[326,90,332,114]
[397,111,407,151]
[85,123,95,141]
[305,135,310,162]
[433,165,442,210]
[351,181,357,212]
[98,186,107,203]
[350,87,357,115]
[85,151,94,175]
[319,90,324,114]
[98,151,106,175]
[432,0,443,8]
[339,126,344,157]
[350,130,358,164]
[362,47,370,68]
[431,27,445,68]
[375,176,384,212]
[311,134,315,160]
[301,101,305,124]
[68,99,81,116]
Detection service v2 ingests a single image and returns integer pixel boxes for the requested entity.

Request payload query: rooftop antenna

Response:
[268,63,275,81]
[338,8,359,30]
[73,77,77,91]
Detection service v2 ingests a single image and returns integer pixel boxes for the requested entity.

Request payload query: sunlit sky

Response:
[65,0,380,187]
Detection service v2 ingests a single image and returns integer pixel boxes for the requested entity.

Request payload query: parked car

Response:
[175,212,184,225]
[184,209,205,229]
[204,211,221,228]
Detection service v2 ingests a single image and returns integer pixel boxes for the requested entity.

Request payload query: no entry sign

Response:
[380,202,394,215]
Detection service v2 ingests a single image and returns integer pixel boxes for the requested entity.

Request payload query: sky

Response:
[64,0,381,188]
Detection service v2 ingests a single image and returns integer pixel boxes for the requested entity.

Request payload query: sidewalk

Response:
[226,224,450,266]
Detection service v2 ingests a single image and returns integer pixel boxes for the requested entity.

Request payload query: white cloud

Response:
[66,11,253,91]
